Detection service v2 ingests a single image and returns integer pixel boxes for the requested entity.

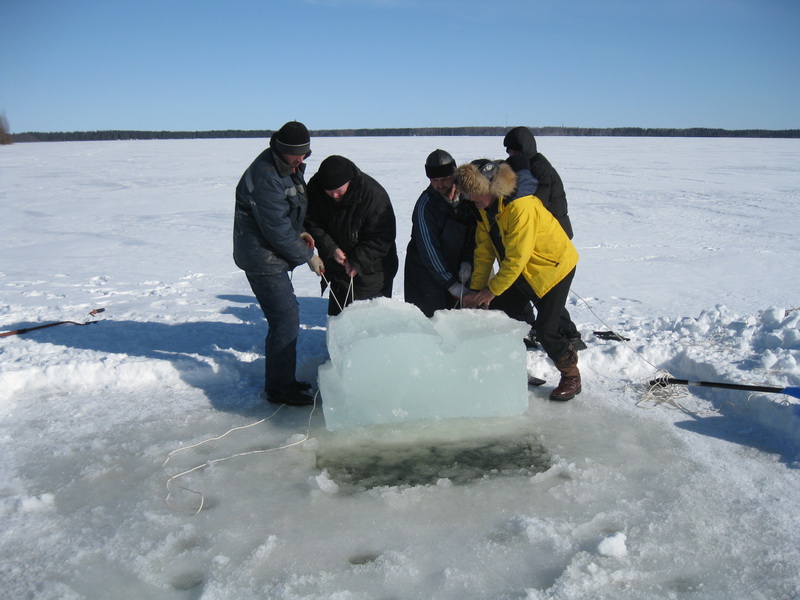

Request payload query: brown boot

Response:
[549,376,581,401]
[550,350,581,401]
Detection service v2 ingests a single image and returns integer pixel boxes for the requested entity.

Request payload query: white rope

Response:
[163,391,319,515]
[451,285,465,310]
[321,272,355,314]
[343,276,355,307]
[570,288,663,371]
[569,289,767,415]
[569,289,697,411]
[629,369,694,412]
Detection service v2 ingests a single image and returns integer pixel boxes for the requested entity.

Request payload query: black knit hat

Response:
[317,155,356,191]
[273,121,311,156]
[425,149,456,178]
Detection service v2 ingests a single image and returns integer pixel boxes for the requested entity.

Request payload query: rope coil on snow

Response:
[570,290,729,412]
[163,391,319,515]
[633,369,693,412]
[569,290,790,413]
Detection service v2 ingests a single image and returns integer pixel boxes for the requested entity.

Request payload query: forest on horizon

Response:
[8,125,800,143]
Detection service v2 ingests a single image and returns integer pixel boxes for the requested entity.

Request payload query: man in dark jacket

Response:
[504,126,573,238]
[404,149,476,317]
[501,126,585,350]
[305,155,398,316]
[233,121,324,406]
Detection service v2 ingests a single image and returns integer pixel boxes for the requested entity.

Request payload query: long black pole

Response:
[649,377,800,399]
[0,308,105,338]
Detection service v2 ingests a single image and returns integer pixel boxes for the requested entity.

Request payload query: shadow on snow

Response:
[6,295,330,421]
[657,357,800,469]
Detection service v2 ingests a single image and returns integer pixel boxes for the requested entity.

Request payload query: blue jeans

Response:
[246,272,299,394]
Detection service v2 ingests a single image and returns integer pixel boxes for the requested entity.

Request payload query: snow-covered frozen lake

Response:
[1,135,799,599]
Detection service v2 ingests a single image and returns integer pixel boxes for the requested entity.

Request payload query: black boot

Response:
[266,387,314,406]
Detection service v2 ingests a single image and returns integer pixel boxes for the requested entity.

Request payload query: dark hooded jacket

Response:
[404,186,476,317]
[306,159,398,305]
[233,135,313,274]
[503,127,573,239]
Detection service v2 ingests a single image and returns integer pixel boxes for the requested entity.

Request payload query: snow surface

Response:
[1,136,799,599]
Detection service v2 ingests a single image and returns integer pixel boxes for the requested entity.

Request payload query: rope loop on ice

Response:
[569,290,779,413]
[632,369,691,412]
[163,391,319,515]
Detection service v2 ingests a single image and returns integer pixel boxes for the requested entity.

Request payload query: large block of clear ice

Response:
[318,298,530,431]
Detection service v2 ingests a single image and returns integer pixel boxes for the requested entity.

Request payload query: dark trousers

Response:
[491,284,536,326]
[497,269,576,362]
[530,268,576,363]
[492,277,579,340]
[246,271,299,394]
[557,307,580,339]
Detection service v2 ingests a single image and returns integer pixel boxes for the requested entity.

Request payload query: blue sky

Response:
[1,0,798,132]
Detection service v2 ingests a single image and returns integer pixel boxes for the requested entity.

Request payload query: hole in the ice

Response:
[349,551,382,565]
[316,435,550,492]
[170,570,205,590]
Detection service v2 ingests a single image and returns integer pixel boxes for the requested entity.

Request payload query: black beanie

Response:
[425,149,456,178]
[317,155,356,191]
[273,121,311,156]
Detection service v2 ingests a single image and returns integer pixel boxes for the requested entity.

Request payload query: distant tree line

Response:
[10,126,800,143]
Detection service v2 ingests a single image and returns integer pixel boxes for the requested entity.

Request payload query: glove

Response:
[458,262,472,283]
[448,283,468,298]
[300,232,315,249]
[307,255,325,276]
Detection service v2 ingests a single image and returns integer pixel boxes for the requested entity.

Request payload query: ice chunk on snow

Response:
[318,298,530,431]
[597,532,628,558]
[15,493,55,514]
[313,469,340,494]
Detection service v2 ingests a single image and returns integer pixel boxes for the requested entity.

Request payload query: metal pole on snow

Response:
[0,308,105,338]
[649,377,800,400]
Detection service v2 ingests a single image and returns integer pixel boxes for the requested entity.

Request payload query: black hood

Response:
[503,127,538,161]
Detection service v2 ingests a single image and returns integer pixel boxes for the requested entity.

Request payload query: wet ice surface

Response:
[9,382,796,600]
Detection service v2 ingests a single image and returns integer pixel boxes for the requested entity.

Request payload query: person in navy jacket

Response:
[404,149,476,317]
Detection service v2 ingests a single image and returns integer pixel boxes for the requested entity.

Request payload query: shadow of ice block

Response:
[318,298,530,431]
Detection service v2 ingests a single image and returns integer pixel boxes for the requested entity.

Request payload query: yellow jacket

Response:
[471,194,578,298]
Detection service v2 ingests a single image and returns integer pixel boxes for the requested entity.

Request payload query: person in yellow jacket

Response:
[459,159,581,401]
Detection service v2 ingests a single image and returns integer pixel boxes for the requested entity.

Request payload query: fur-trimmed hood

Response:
[456,160,518,198]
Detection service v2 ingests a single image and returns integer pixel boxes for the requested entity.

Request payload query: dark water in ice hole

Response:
[316,434,551,492]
